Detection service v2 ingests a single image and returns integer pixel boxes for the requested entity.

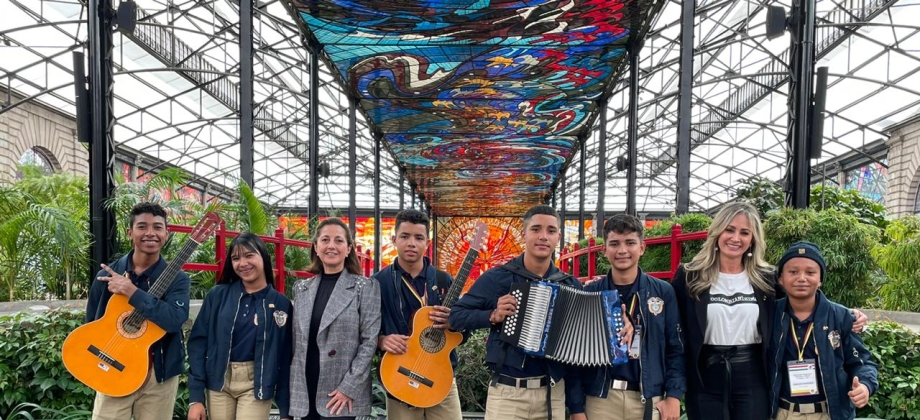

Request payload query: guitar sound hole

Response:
[117,311,147,338]
[419,328,446,353]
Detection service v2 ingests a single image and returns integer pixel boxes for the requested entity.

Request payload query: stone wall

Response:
[0,90,87,182]
[885,116,920,218]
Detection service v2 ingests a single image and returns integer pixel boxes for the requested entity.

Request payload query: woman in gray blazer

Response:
[290,218,381,419]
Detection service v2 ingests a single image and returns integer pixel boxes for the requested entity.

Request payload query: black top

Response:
[781,298,825,403]
[230,285,270,362]
[307,271,342,416]
[609,277,641,384]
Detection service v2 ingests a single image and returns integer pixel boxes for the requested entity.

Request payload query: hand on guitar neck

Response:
[97,264,138,298]
[427,305,451,330]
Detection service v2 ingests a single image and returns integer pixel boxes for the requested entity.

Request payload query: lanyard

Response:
[401,272,427,307]
[790,321,815,361]
[627,293,639,319]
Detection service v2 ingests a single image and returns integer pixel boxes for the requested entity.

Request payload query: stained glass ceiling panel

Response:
[286,0,659,216]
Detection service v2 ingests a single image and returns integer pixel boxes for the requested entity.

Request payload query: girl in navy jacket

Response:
[187,233,293,420]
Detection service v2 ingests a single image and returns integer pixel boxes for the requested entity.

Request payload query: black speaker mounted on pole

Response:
[72,51,91,144]
[809,66,829,159]
[766,5,788,40]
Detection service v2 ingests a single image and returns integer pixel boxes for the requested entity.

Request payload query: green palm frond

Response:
[238,180,270,235]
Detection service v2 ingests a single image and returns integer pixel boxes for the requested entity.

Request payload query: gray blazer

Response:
[289,271,381,417]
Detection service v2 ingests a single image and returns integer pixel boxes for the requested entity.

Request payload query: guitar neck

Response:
[147,239,200,299]
[441,247,479,308]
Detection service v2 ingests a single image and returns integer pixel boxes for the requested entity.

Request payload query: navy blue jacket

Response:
[572,269,686,412]
[449,254,582,409]
[85,251,190,383]
[374,258,466,370]
[768,291,878,420]
[187,281,293,417]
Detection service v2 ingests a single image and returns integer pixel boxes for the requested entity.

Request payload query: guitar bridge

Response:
[396,366,434,388]
[88,345,126,372]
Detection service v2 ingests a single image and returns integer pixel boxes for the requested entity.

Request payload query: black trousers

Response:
[688,345,769,420]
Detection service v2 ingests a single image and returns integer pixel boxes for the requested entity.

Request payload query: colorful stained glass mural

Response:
[845,163,888,204]
[286,0,658,216]
[437,217,525,292]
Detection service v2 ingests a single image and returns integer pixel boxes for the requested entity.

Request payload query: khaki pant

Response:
[585,389,660,420]
[386,379,462,420]
[484,379,565,420]
[776,408,830,420]
[207,361,272,420]
[92,373,179,420]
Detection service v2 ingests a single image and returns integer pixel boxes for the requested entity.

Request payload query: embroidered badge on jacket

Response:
[274,310,289,327]
[828,330,841,349]
[647,297,664,316]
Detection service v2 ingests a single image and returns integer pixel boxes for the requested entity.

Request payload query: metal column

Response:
[578,141,586,240]
[560,173,567,252]
[399,171,405,210]
[626,45,639,216]
[348,98,357,237]
[675,0,695,214]
[373,136,381,272]
[309,45,321,220]
[239,0,254,187]
[88,0,117,276]
[597,105,607,229]
[786,0,817,208]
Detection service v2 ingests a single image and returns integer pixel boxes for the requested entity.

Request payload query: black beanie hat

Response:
[777,241,826,281]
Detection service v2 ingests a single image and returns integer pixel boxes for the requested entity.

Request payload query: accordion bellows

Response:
[500,281,629,366]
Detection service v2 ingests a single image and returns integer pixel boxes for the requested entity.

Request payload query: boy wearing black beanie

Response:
[767,241,878,420]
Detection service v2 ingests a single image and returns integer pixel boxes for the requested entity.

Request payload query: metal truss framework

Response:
[562,0,920,214]
[0,0,407,212]
[1,0,919,216]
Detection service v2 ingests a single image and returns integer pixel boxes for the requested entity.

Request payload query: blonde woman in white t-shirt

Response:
[672,202,867,420]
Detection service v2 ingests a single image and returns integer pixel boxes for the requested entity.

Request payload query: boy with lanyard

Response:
[768,242,878,420]
[375,209,464,420]
[570,214,685,420]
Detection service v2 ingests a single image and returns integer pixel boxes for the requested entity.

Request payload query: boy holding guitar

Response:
[83,202,191,420]
[375,209,464,420]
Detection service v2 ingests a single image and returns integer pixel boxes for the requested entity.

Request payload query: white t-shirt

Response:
[704,271,762,345]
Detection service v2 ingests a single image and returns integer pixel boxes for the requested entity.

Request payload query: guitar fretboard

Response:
[148,238,200,299]
[441,246,479,308]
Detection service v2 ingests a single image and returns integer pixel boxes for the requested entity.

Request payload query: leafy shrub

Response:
[764,208,880,308]
[0,309,192,420]
[873,216,920,312]
[0,309,94,417]
[570,237,608,279]
[455,329,490,412]
[858,321,920,420]
[734,175,785,217]
[640,213,712,273]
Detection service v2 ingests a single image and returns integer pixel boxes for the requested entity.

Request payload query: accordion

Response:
[499,281,629,366]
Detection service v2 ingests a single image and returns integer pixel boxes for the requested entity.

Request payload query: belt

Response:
[780,399,827,414]
[610,379,641,392]
[495,374,547,389]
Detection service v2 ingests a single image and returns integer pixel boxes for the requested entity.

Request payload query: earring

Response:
[746,251,753,257]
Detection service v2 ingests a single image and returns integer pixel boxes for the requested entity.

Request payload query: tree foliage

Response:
[763,208,880,308]
[872,216,920,312]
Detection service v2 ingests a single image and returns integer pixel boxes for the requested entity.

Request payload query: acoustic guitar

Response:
[62,212,221,397]
[380,221,488,408]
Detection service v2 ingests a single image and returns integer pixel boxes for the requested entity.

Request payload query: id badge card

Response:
[628,325,642,359]
[787,359,819,397]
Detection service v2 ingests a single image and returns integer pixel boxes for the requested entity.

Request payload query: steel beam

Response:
[578,141,586,241]
[675,0,695,214]
[374,135,381,272]
[626,45,639,216]
[239,0,254,187]
[597,105,607,228]
[560,173,567,252]
[786,0,817,208]
[309,45,320,219]
[88,0,117,278]
[348,98,357,237]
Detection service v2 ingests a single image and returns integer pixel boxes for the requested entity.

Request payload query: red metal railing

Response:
[558,224,708,282]
[168,222,374,294]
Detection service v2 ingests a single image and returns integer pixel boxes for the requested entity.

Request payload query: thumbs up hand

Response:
[848,376,870,408]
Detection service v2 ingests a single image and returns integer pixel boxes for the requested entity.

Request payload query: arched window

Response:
[16,147,56,179]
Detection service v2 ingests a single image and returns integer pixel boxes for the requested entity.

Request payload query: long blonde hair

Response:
[685,202,774,299]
